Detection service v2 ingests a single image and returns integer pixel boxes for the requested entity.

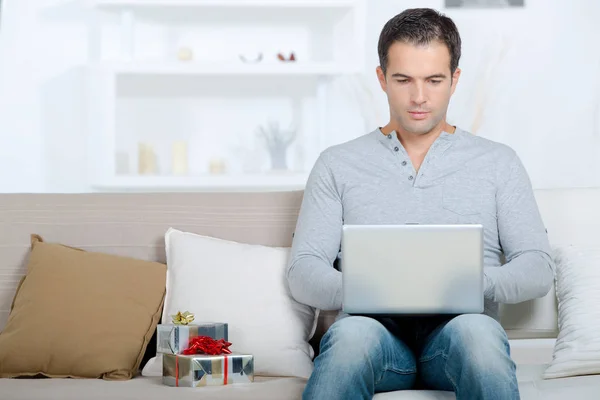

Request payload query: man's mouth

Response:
[408,111,430,120]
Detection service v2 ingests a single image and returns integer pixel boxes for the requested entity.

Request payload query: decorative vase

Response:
[115,151,129,175]
[177,47,193,62]
[209,159,226,175]
[138,143,157,175]
[255,120,296,172]
[171,141,188,175]
[269,146,289,170]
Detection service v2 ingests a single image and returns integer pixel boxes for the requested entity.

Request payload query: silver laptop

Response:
[341,224,484,316]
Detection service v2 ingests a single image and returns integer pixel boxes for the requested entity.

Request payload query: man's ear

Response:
[376,66,387,92]
[450,67,461,95]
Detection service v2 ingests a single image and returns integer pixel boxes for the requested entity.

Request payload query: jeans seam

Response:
[374,365,417,386]
[419,350,444,363]
[441,354,458,393]
[385,366,417,375]
[420,352,458,393]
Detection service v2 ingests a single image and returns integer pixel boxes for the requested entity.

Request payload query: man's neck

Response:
[380,121,455,154]
[380,121,456,172]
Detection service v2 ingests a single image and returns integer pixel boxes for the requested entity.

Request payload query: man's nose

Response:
[410,83,427,105]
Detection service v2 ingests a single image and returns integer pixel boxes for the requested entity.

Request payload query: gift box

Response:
[157,322,229,355]
[163,353,254,387]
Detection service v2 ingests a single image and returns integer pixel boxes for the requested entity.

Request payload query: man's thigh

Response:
[387,315,455,390]
[416,314,514,392]
[371,317,419,393]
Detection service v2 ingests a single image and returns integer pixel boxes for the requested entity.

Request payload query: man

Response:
[286,7,555,400]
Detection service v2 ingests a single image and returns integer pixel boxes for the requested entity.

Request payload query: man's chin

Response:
[401,124,436,136]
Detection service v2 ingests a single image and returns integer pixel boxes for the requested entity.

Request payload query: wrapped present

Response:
[157,322,229,355]
[163,353,254,387]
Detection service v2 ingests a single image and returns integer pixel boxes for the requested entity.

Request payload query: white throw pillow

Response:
[142,228,318,379]
[543,245,600,379]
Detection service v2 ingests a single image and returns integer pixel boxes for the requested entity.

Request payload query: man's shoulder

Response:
[319,129,381,163]
[456,127,517,161]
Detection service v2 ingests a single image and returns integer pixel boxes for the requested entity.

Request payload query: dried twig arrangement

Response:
[255,120,297,170]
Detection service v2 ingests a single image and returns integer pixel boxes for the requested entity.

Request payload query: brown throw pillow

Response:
[0,234,166,380]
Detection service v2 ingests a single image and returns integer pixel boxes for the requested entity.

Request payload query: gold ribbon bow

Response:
[171,311,195,325]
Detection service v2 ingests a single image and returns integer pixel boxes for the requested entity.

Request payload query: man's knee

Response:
[443,314,513,371]
[445,314,508,344]
[320,316,389,363]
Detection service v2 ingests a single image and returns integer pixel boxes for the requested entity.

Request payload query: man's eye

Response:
[396,80,409,84]
[430,80,442,85]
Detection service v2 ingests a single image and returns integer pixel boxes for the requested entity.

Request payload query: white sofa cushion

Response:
[5,362,600,400]
[509,338,556,365]
[143,228,318,379]
[0,375,309,400]
[543,245,600,379]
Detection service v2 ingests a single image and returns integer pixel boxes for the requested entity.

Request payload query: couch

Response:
[0,188,599,399]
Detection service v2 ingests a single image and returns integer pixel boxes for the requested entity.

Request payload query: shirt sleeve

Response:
[485,150,556,304]
[285,151,343,311]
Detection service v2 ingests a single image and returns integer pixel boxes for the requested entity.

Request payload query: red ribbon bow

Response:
[182,336,233,355]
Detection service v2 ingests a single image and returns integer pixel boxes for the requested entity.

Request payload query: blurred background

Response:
[0,0,598,193]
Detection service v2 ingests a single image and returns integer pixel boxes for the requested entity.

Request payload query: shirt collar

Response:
[373,127,460,143]
[372,126,460,159]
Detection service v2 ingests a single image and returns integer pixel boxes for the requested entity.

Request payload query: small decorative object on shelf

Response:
[115,151,129,174]
[239,53,263,63]
[277,52,296,62]
[177,47,194,62]
[256,120,297,171]
[293,143,306,172]
[138,143,157,175]
[171,141,188,175]
[209,158,227,174]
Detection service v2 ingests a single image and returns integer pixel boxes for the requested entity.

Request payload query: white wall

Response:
[368,0,600,189]
[1,0,599,192]
[0,0,89,192]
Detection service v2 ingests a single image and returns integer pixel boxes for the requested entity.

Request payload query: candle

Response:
[138,143,157,175]
[172,141,188,175]
[209,159,226,175]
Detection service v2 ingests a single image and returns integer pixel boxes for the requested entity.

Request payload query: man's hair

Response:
[377,8,462,77]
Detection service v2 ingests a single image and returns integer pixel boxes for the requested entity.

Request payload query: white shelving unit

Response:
[83,0,366,191]
[90,61,361,76]
[92,173,310,191]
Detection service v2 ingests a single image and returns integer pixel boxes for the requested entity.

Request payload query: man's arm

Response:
[484,150,555,304]
[286,151,343,311]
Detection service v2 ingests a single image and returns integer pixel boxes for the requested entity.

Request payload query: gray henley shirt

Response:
[286,127,555,321]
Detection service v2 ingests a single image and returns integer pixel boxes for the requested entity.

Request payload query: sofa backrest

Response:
[499,187,600,339]
[0,192,304,332]
[0,188,597,342]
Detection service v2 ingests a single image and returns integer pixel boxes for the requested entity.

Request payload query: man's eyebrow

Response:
[390,73,448,79]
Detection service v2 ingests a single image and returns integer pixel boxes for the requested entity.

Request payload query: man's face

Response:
[377,40,460,135]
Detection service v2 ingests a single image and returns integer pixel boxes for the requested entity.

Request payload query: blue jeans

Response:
[303,314,519,400]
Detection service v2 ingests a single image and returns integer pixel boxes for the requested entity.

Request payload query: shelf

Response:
[87,0,362,26]
[91,61,361,77]
[92,173,309,192]
[90,0,358,10]
[83,0,364,192]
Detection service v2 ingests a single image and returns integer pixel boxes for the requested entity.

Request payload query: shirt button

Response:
[408,175,414,181]
[387,134,392,139]
[394,146,399,152]
[401,161,407,166]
